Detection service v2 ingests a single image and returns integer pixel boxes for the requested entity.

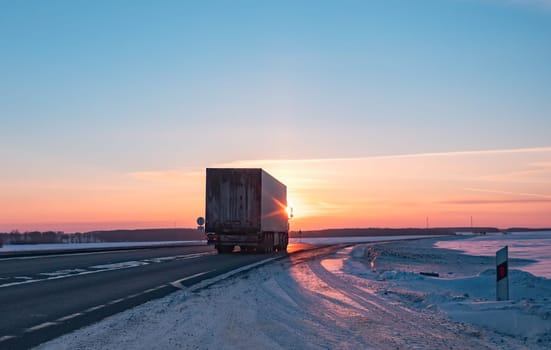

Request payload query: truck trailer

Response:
[205,168,289,254]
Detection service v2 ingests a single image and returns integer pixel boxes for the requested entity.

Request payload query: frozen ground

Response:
[36,236,551,349]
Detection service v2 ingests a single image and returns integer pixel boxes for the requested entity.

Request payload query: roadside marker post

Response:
[496,246,509,301]
[197,217,205,231]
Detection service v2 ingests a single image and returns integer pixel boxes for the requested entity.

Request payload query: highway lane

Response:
[0,244,314,349]
[0,245,214,286]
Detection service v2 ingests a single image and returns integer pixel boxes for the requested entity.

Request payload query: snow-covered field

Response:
[435,231,551,278]
[36,235,551,349]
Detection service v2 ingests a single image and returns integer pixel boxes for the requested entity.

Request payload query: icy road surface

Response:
[36,237,550,349]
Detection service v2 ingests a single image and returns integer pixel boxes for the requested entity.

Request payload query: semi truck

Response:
[205,168,289,254]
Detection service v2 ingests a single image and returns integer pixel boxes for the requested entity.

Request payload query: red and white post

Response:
[496,246,509,301]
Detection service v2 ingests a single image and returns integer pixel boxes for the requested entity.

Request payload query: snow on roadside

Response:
[346,239,551,346]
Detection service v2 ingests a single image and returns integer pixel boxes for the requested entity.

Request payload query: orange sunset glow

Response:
[2,0,551,235]
[2,147,550,232]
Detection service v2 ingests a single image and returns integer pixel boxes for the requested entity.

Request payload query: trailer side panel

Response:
[260,170,288,233]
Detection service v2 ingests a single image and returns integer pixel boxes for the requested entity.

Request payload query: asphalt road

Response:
[0,243,320,349]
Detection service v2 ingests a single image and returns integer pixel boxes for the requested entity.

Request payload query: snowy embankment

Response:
[36,236,551,349]
[347,238,551,346]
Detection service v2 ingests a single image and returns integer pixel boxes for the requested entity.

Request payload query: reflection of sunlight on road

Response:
[285,243,314,254]
[320,258,343,274]
[288,256,366,314]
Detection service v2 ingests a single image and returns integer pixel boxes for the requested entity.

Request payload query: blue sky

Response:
[1,0,550,231]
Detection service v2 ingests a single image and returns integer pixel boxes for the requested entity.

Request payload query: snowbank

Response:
[346,239,551,344]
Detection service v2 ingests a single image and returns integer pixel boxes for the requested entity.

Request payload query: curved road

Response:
[0,243,318,349]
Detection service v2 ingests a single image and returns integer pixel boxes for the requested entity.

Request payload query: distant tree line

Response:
[88,228,205,242]
[289,228,458,238]
[0,228,205,245]
[0,230,100,244]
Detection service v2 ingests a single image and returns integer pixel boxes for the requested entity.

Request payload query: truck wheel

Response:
[282,234,288,252]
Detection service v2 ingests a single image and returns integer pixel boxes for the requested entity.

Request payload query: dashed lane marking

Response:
[7,281,183,341]
[127,292,142,299]
[56,313,83,322]
[0,335,17,342]
[0,249,143,261]
[25,322,58,332]
[6,257,282,344]
[84,304,106,313]
[142,285,167,294]
[63,284,168,322]
[170,271,214,289]
[0,252,214,289]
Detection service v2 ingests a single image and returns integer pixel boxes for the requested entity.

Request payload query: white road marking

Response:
[142,285,167,294]
[4,256,280,341]
[127,292,142,299]
[144,252,214,264]
[84,304,106,313]
[0,279,40,288]
[0,249,144,261]
[25,322,58,332]
[0,268,126,288]
[56,313,83,322]
[90,261,149,270]
[40,268,87,277]
[0,335,17,342]
[170,271,214,289]
[0,252,215,289]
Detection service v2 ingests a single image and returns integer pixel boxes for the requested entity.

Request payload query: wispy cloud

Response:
[464,187,551,199]
[442,198,551,205]
[125,146,551,178]
[479,160,551,184]
[221,146,551,165]
[119,146,551,227]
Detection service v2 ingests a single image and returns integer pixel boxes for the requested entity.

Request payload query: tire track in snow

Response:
[305,251,530,349]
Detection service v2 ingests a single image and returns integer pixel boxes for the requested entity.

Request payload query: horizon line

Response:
[3,225,551,234]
